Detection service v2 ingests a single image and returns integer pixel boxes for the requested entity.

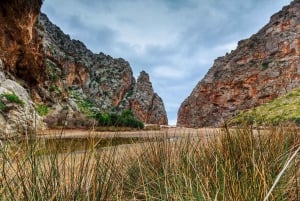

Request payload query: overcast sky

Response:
[42,0,292,125]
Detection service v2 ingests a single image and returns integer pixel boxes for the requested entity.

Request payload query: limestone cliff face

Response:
[0,59,44,136]
[0,0,45,135]
[38,14,168,125]
[178,0,300,127]
[0,0,45,86]
[130,71,168,125]
[0,0,168,136]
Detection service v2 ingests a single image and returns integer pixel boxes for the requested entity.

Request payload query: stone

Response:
[0,0,168,137]
[178,0,300,127]
[0,0,45,87]
[0,59,6,82]
[130,71,168,125]
[0,79,44,136]
[38,14,168,125]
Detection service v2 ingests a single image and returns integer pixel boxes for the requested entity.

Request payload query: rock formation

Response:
[178,0,300,127]
[0,0,45,87]
[0,58,44,136]
[130,71,168,125]
[0,0,45,136]
[39,14,167,125]
[0,0,168,136]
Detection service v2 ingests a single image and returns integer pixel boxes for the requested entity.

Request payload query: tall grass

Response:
[0,126,299,200]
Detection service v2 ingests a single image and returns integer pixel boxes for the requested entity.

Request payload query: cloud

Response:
[42,0,293,124]
[152,66,188,80]
[214,42,238,53]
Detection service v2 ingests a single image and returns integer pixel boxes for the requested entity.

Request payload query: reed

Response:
[0,126,299,200]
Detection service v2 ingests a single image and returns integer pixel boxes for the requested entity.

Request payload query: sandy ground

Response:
[35,127,265,156]
[36,127,224,141]
[33,127,226,164]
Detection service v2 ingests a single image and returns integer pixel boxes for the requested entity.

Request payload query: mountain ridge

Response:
[178,0,300,127]
[39,13,168,126]
[0,0,167,135]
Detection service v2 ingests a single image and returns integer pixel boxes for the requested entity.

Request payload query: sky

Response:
[42,0,292,125]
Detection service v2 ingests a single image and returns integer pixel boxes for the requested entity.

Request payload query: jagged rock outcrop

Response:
[0,0,45,87]
[0,59,44,136]
[130,71,168,125]
[0,0,168,135]
[0,0,45,135]
[178,0,300,127]
[38,14,168,125]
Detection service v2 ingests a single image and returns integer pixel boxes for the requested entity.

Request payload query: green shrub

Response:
[1,93,24,106]
[95,112,112,126]
[68,89,96,117]
[36,104,49,116]
[46,59,60,82]
[121,109,134,118]
[0,101,6,111]
[125,90,133,98]
[293,117,300,125]
[230,88,300,126]
[122,117,144,129]
[262,62,269,70]
[0,93,24,112]
[78,98,94,111]
[110,113,121,125]
[94,110,144,129]
[49,85,62,94]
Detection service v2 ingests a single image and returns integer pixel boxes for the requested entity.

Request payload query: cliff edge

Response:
[0,0,168,135]
[178,0,300,127]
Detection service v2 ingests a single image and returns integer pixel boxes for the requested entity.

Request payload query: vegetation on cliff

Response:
[231,88,300,126]
[67,88,144,129]
[39,14,168,127]
[0,92,24,112]
[0,0,168,135]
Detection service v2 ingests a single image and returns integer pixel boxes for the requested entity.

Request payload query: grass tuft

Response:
[231,88,300,126]
[36,104,49,116]
[0,126,299,200]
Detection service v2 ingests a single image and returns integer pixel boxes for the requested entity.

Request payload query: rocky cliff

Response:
[39,13,168,126]
[0,0,45,87]
[0,0,45,135]
[130,71,168,125]
[178,0,300,127]
[0,0,167,135]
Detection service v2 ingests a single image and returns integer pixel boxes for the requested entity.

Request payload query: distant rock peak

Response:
[39,12,168,125]
[130,71,168,125]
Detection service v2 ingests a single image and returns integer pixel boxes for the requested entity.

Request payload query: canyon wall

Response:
[0,0,168,135]
[178,0,300,127]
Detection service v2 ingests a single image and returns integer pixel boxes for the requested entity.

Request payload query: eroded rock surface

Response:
[39,14,168,125]
[0,0,45,136]
[178,0,300,127]
[0,0,168,136]
[0,59,44,136]
[0,0,45,87]
[130,71,168,125]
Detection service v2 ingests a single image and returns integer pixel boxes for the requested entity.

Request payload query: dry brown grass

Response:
[0,126,299,200]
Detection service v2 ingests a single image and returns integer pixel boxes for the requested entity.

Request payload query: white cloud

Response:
[214,41,238,53]
[152,66,188,80]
